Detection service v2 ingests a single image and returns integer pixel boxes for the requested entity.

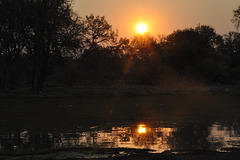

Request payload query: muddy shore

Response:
[5,151,240,160]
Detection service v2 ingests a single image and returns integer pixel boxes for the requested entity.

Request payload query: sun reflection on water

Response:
[2,121,240,159]
[138,124,146,134]
[2,121,240,156]
[2,123,177,154]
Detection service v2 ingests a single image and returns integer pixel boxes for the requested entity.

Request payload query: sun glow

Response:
[138,124,146,133]
[136,23,148,34]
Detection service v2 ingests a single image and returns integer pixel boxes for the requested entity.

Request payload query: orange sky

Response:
[73,0,239,38]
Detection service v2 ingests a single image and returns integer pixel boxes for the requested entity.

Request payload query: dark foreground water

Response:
[0,95,240,159]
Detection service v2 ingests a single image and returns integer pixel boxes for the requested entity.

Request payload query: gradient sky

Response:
[73,0,239,38]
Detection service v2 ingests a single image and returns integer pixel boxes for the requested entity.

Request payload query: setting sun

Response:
[136,23,148,34]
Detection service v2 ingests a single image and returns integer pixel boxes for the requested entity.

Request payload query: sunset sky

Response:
[73,0,239,38]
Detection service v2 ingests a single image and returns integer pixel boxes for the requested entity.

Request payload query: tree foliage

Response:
[232,6,240,30]
[80,14,118,60]
[0,0,82,91]
[1,2,240,91]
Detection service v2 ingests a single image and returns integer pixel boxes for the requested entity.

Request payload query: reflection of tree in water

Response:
[29,132,53,150]
[133,133,157,148]
[208,121,240,151]
[169,123,211,150]
[0,131,53,153]
[133,128,157,148]
[0,132,22,152]
[111,125,176,151]
[116,123,213,152]
[0,125,177,153]
[114,127,132,143]
[122,125,177,151]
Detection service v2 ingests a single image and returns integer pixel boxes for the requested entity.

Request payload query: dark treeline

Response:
[1,0,240,92]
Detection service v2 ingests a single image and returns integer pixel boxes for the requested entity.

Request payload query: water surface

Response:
[0,95,240,159]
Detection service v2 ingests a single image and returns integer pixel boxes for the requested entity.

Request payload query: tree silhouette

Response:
[28,0,82,91]
[130,34,157,58]
[232,6,240,30]
[1,2,240,90]
[221,32,240,82]
[80,14,118,61]
[0,0,31,90]
[222,32,240,68]
[0,0,82,91]
[195,25,223,51]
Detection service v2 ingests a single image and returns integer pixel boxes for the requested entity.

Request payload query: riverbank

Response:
[117,151,240,160]
[97,151,240,160]
[4,150,240,160]
[0,85,239,98]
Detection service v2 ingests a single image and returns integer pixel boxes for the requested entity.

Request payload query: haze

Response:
[73,0,239,37]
